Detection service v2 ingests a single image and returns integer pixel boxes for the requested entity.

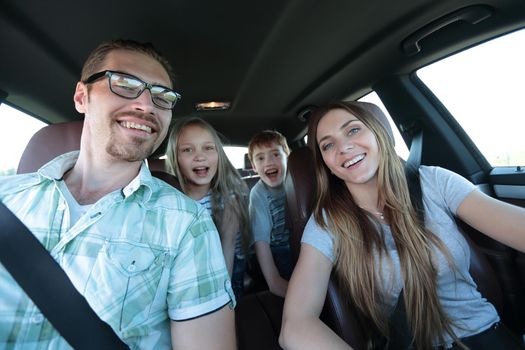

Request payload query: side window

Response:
[224,146,249,169]
[358,92,409,159]
[417,29,525,167]
[0,104,46,176]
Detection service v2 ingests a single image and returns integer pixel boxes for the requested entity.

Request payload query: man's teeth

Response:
[343,154,365,168]
[120,121,152,133]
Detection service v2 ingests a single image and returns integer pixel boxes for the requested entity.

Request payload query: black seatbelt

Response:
[384,130,425,349]
[405,130,425,225]
[0,201,129,350]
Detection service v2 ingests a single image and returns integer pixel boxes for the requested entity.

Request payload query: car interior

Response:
[1,0,525,348]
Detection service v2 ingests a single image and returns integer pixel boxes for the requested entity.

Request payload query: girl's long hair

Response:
[166,117,250,253]
[308,101,460,349]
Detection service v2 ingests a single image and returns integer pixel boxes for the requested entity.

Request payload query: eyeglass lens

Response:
[109,73,178,109]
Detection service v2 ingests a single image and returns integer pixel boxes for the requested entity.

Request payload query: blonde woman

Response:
[166,117,250,299]
[280,101,525,349]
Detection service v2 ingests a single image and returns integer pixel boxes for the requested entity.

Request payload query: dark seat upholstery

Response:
[147,158,181,190]
[17,120,181,190]
[284,147,504,349]
[284,147,366,349]
[236,292,284,350]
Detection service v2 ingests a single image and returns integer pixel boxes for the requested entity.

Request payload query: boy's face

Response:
[251,142,288,188]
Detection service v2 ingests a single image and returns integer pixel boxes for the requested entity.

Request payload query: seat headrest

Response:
[284,147,316,262]
[244,153,252,171]
[147,158,182,190]
[147,158,167,172]
[17,120,84,174]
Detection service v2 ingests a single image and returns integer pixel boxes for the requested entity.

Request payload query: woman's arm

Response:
[457,189,525,252]
[279,244,353,350]
[219,202,239,277]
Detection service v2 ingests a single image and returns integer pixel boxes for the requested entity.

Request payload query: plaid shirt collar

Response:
[36,151,158,203]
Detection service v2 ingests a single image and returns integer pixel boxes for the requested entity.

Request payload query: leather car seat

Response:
[284,147,367,349]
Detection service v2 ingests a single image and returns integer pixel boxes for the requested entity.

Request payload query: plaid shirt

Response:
[0,152,235,350]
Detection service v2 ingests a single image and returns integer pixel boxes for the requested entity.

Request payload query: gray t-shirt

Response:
[249,180,290,248]
[302,166,499,345]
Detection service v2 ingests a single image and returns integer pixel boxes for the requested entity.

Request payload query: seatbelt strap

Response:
[0,201,129,350]
[405,130,425,225]
[386,130,426,349]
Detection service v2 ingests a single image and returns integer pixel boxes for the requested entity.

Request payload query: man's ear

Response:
[73,82,88,113]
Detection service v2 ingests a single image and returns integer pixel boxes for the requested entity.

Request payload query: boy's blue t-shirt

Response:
[249,179,292,277]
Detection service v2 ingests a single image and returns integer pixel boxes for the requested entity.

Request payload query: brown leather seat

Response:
[17,120,83,174]
[284,147,504,349]
[17,120,181,190]
[236,291,284,350]
[284,147,367,349]
[147,158,181,190]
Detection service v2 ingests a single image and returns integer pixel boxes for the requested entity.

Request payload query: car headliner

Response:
[1,0,524,150]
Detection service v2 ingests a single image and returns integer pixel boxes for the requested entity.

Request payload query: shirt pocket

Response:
[85,240,169,333]
[107,242,156,277]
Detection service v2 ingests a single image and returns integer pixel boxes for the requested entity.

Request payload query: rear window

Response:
[358,92,409,159]
[224,146,248,169]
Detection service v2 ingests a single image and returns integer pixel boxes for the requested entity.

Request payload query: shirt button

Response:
[57,201,66,211]
[128,264,136,272]
[32,313,44,324]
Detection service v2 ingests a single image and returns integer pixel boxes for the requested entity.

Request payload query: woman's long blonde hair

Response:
[309,101,459,349]
[166,117,250,253]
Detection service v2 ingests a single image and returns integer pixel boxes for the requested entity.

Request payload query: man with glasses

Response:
[0,40,236,349]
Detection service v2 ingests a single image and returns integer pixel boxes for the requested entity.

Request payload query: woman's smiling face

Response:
[316,108,380,190]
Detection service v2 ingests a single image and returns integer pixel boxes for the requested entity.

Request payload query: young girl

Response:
[280,101,525,349]
[166,117,250,299]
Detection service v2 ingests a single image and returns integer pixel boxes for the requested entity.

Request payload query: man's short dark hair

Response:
[81,39,174,87]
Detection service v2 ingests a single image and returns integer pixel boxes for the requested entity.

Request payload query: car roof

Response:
[1,0,524,148]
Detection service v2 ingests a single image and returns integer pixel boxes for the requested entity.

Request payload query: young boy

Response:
[248,130,292,298]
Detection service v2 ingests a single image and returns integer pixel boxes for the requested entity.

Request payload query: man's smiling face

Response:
[74,49,173,162]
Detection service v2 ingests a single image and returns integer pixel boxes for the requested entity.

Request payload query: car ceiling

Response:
[1,0,524,148]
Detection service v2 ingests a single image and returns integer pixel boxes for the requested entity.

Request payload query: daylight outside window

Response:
[0,104,46,176]
[417,29,525,167]
[358,92,409,160]
[224,146,248,169]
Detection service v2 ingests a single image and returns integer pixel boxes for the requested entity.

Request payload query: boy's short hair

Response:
[248,130,290,161]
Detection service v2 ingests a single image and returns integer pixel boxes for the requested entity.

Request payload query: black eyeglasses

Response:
[83,70,181,110]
